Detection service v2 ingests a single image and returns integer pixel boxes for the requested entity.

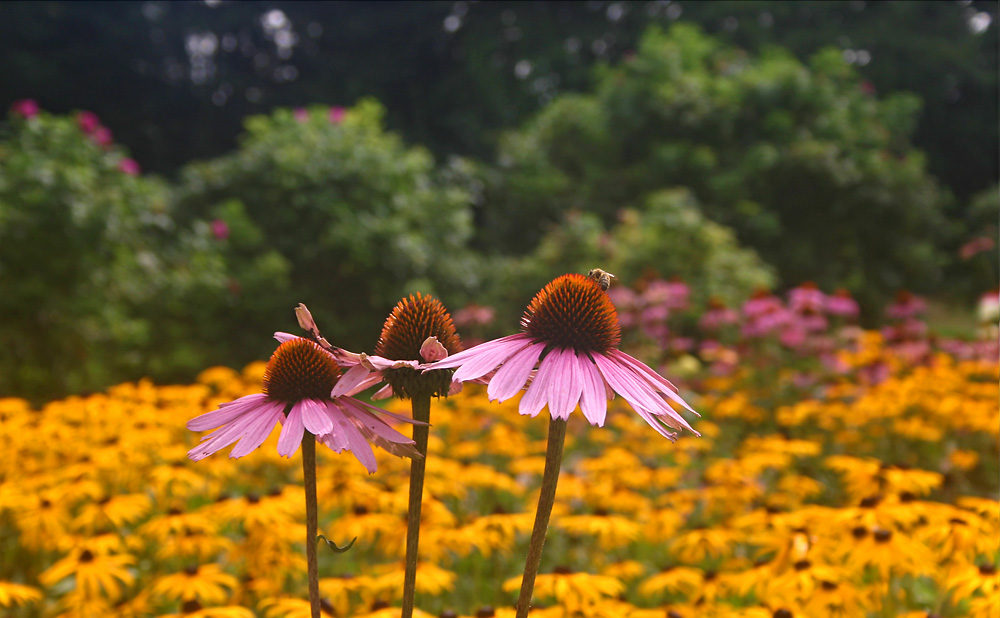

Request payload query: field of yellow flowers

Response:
[1,325,998,617]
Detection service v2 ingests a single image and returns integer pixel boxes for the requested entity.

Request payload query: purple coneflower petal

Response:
[299,399,335,435]
[548,348,584,421]
[593,354,698,435]
[186,393,269,431]
[228,405,285,458]
[577,355,608,426]
[487,342,543,402]
[340,400,415,446]
[277,405,305,457]
[330,410,377,474]
[331,365,379,397]
[431,334,530,380]
[608,350,698,415]
[519,348,563,418]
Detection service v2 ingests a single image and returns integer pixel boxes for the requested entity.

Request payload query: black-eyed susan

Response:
[0,581,43,609]
[152,564,239,606]
[38,548,135,601]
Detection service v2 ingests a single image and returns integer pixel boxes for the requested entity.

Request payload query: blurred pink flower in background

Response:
[453,303,495,328]
[329,107,346,124]
[959,236,995,260]
[294,108,309,122]
[118,158,140,176]
[788,282,825,314]
[11,99,39,118]
[77,111,100,134]
[742,289,782,319]
[211,219,230,240]
[825,289,860,319]
[699,298,739,331]
[644,279,689,310]
[885,291,926,320]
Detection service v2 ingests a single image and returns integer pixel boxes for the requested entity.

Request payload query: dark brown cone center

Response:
[262,338,341,403]
[522,273,621,353]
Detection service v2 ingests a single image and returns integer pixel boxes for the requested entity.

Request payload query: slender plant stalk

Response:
[516,417,568,618]
[401,394,432,618]
[302,431,321,618]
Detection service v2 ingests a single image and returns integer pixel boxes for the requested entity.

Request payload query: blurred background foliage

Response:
[0,1,996,401]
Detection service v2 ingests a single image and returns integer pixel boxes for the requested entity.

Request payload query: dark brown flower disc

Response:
[375,293,462,361]
[262,338,341,403]
[522,273,621,353]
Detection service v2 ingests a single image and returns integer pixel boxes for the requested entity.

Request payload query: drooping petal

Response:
[578,354,608,427]
[299,399,335,435]
[277,405,305,457]
[608,349,698,415]
[186,394,268,431]
[547,348,584,421]
[487,342,543,402]
[518,348,562,418]
[594,354,699,435]
[331,365,374,397]
[228,406,285,458]
[188,408,271,461]
[371,383,394,400]
[429,334,532,379]
[337,400,410,443]
[273,332,297,343]
[330,409,377,474]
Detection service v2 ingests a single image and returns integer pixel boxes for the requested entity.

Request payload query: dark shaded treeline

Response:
[1,1,996,203]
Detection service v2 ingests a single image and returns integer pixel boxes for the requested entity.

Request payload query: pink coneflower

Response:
[826,288,860,319]
[430,271,696,618]
[186,336,419,473]
[329,106,346,124]
[429,273,698,440]
[788,281,825,314]
[699,298,739,331]
[294,107,309,122]
[885,290,926,320]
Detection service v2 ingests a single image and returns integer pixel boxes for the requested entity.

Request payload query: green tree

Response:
[483,25,950,312]
[175,100,481,353]
[0,110,228,400]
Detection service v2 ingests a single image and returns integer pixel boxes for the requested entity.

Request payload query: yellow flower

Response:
[39,548,135,601]
[71,492,151,533]
[670,526,738,564]
[557,512,642,549]
[0,581,43,608]
[946,562,1000,601]
[151,564,239,605]
[637,566,703,599]
[503,569,625,614]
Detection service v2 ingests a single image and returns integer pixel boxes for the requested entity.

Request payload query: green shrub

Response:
[482,25,950,312]
[0,108,228,400]
[175,100,481,353]
[485,189,775,326]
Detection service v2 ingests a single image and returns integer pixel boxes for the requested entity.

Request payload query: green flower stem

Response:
[402,393,432,618]
[302,431,321,618]
[516,416,568,618]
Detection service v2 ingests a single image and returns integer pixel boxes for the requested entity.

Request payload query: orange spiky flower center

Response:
[375,293,462,361]
[375,293,462,399]
[522,273,621,353]
[263,338,341,403]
